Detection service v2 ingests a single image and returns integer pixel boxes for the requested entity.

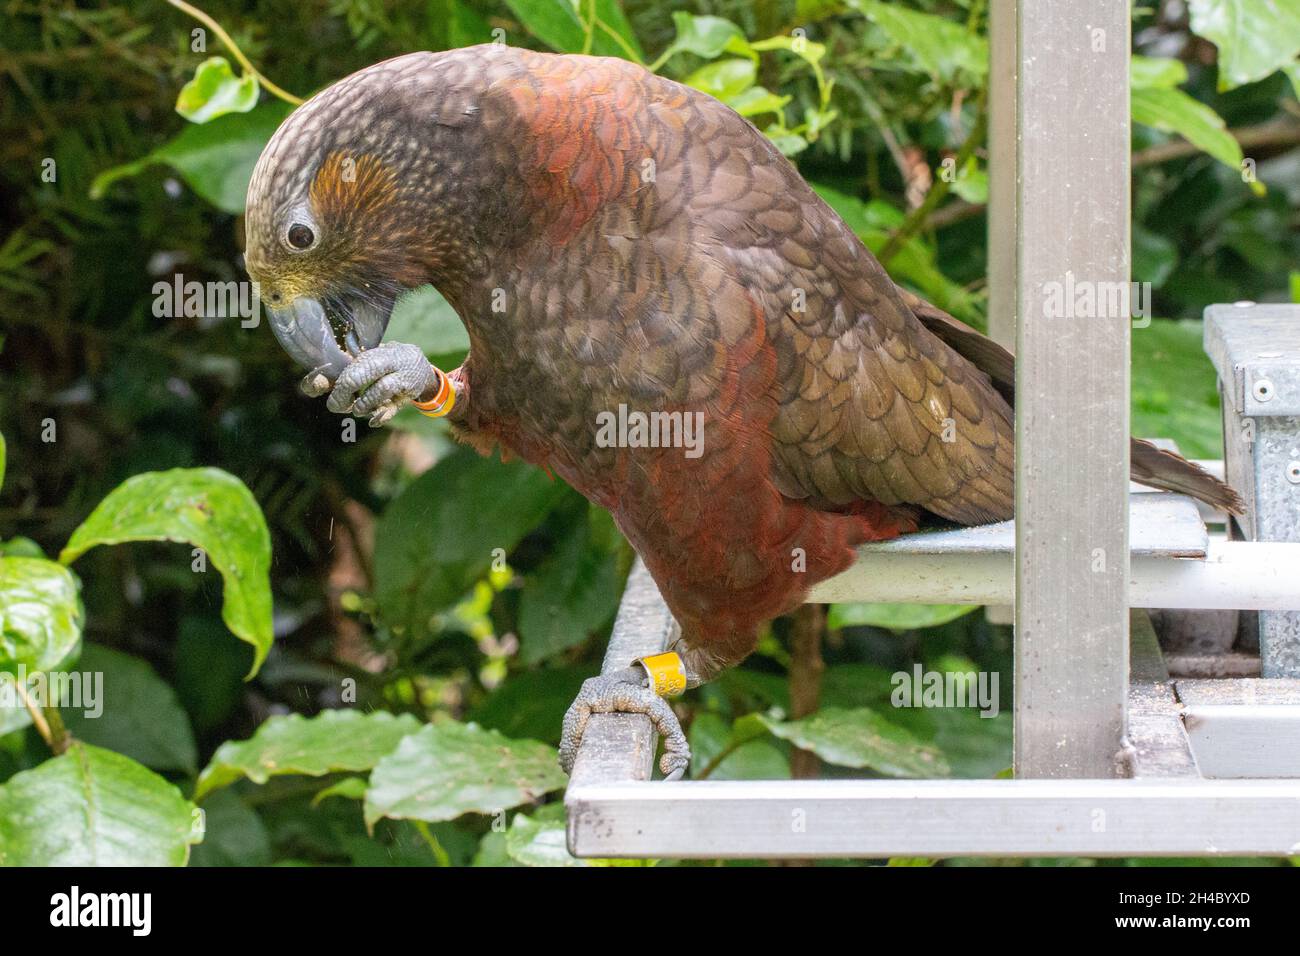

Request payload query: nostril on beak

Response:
[269,291,283,304]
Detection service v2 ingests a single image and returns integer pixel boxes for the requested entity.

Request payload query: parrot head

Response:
[243,52,510,379]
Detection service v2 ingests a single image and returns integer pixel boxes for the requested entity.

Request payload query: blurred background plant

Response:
[0,0,1297,866]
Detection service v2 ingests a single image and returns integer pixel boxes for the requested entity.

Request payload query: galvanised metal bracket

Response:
[1205,302,1300,677]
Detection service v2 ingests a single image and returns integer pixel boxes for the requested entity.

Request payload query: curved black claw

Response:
[559,669,691,780]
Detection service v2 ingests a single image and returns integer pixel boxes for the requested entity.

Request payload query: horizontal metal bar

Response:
[1176,678,1300,706]
[1183,705,1300,779]
[852,493,1206,559]
[809,540,1300,611]
[566,779,1300,858]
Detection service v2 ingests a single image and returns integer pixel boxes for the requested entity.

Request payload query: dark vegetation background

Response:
[0,0,1298,866]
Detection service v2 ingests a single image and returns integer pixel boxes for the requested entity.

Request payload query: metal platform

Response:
[565,550,1300,858]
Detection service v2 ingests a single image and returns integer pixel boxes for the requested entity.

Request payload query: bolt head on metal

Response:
[1286,461,1300,485]
[1253,378,1275,403]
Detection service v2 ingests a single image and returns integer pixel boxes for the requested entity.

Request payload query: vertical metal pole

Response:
[1013,1,1132,777]
[983,0,1019,628]
[986,0,1017,352]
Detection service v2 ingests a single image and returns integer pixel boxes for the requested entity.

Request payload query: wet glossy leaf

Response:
[364,722,565,826]
[61,467,273,676]
[0,742,199,866]
[196,709,421,799]
[760,707,950,777]
[0,557,83,674]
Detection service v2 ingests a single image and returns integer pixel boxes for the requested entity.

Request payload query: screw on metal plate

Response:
[1286,461,1300,485]
[1253,378,1276,403]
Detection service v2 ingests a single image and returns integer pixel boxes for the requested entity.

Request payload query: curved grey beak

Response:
[266,295,391,381]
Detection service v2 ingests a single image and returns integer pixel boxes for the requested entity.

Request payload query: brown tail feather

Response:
[1130,438,1243,514]
[897,285,1245,515]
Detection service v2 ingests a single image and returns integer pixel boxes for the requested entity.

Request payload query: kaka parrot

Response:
[244,46,1243,779]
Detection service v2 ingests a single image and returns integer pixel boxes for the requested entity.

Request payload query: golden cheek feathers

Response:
[308,151,399,231]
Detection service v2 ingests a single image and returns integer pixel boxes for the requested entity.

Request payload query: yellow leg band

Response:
[413,368,456,418]
[636,652,687,697]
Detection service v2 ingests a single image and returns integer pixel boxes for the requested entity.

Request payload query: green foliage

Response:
[373,450,569,641]
[0,557,83,674]
[1187,0,1300,89]
[828,603,978,632]
[1131,56,1248,181]
[517,503,624,664]
[363,722,567,827]
[61,468,274,675]
[852,0,988,82]
[761,707,951,777]
[176,56,260,124]
[2,0,1296,868]
[503,0,643,60]
[196,710,421,799]
[91,104,290,213]
[0,743,199,866]
[61,644,198,774]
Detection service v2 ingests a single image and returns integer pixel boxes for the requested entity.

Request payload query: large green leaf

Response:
[364,721,566,827]
[60,644,197,774]
[657,12,750,64]
[90,103,290,214]
[852,0,988,81]
[175,56,260,124]
[1131,55,1190,90]
[761,707,950,777]
[827,602,979,632]
[0,742,199,866]
[684,58,757,100]
[502,0,643,60]
[517,505,624,664]
[60,467,273,676]
[195,709,421,800]
[0,556,83,674]
[373,450,568,640]
[1188,0,1300,90]
[1131,85,1243,172]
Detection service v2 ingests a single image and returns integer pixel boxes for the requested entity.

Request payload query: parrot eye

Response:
[286,223,316,250]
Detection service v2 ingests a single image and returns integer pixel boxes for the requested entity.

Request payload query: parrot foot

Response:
[559,667,691,781]
[326,341,434,428]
